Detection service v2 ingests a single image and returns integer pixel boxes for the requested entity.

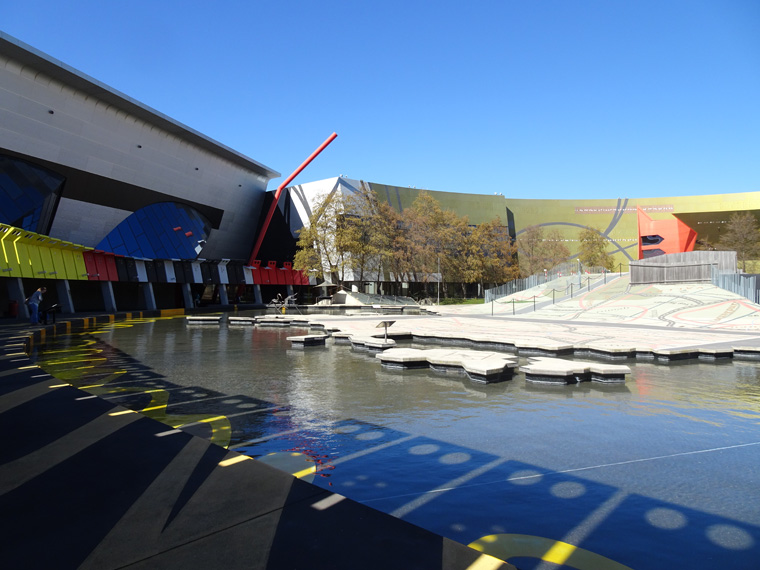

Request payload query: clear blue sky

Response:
[3,1,759,199]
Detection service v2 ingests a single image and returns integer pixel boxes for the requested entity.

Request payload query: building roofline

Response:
[0,32,280,180]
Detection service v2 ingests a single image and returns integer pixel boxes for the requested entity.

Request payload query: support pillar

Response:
[7,277,29,319]
[286,284,294,297]
[218,285,229,305]
[55,280,75,313]
[181,283,194,309]
[140,283,157,311]
[253,284,263,305]
[101,281,117,313]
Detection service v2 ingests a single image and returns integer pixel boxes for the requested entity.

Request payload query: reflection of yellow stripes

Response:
[36,339,233,449]
[468,534,634,570]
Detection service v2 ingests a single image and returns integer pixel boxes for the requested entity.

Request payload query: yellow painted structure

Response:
[0,223,92,280]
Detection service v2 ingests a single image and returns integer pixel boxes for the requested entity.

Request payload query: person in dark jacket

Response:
[25,286,46,325]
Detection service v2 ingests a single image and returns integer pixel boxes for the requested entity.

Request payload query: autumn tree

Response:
[718,212,760,271]
[338,183,387,282]
[401,192,469,297]
[543,229,571,270]
[577,227,614,270]
[293,191,351,285]
[516,226,571,277]
[464,219,520,294]
[516,225,546,277]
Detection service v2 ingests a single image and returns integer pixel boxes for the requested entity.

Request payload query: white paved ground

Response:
[303,275,760,354]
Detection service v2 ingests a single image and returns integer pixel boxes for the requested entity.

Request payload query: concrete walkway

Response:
[0,313,513,570]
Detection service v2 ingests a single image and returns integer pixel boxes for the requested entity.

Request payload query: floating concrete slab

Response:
[257,316,295,327]
[575,343,637,360]
[185,316,222,325]
[376,348,517,383]
[350,336,397,351]
[373,348,430,369]
[731,346,760,361]
[228,316,256,326]
[515,341,574,357]
[287,334,329,347]
[521,357,630,384]
[652,348,699,363]
[331,332,354,344]
[698,348,734,361]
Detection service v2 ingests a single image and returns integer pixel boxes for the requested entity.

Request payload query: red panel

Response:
[250,267,261,285]
[283,269,294,285]
[93,253,109,281]
[104,254,119,281]
[275,268,287,285]
[83,251,98,280]
[261,268,272,284]
[637,208,697,259]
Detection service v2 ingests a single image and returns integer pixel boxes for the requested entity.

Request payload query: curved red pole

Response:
[248,132,337,265]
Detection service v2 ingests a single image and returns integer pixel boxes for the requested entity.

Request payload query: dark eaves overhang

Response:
[0,32,281,181]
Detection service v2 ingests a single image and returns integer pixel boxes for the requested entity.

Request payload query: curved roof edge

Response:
[0,32,280,180]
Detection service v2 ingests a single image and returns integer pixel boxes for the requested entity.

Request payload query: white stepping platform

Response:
[228,316,256,325]
[185,316,222,324]
[287,334,329,347]
[349,336,396,351]
[376,348,518,383]
[520,357,630,384]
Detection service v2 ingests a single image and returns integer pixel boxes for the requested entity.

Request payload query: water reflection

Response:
[33,317,760,570]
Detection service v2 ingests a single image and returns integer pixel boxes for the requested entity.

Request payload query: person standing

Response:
[25,286,46,325]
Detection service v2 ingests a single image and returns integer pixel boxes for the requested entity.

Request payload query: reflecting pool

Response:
[35,316,760,570]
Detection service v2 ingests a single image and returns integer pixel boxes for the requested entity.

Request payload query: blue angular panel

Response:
[96,202,210,260]
[0,155,65,232]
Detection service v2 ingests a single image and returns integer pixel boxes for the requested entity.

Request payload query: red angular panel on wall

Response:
[637,208,697,260]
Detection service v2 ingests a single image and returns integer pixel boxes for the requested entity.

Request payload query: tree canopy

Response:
[577,227,614,271]
[516,226,571,277]
[293,187,518,295]
[718,212,760,271]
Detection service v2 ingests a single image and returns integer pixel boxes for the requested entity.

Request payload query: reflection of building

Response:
[1,32,284,314]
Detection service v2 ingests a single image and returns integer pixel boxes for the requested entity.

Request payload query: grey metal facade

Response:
[0,32,280,261]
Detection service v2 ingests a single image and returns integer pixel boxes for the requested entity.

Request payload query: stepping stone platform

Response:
[185,316,222,324]
[350,336,397,351]
[287,334,329,347]
[520,357,630,384]
[228,316,256,325]
[376,348,518,383]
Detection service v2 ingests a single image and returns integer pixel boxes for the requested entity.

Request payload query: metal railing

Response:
[484,262,622,303]
[712,268,760,304]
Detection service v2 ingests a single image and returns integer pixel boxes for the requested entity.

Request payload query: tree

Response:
[401,192,469,297]
[542,229,571,270]
[516,225,546,277]
[293,191,351,285]
[338,183,386,283]
[578,227,614,270]
[464,219,520,293]
[516,226,571,278]
[718,212,760,271]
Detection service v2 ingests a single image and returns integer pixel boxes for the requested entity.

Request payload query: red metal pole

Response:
[248,132,338,265]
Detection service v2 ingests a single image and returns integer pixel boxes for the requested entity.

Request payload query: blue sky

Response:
[3,1,759,199]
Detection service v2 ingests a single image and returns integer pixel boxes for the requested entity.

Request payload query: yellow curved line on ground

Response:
[468,534,633,570]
